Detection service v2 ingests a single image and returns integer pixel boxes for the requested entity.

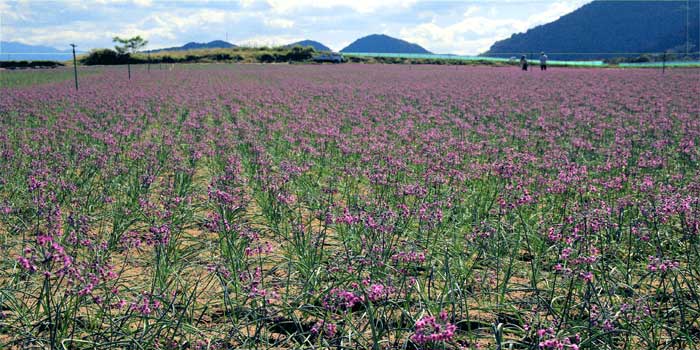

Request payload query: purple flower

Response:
[411,312,457,345]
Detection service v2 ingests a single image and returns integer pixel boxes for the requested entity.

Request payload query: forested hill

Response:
[340,34,431,54]
[485,0,699,60]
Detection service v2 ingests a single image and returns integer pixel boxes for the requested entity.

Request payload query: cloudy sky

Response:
[1,0,592,55]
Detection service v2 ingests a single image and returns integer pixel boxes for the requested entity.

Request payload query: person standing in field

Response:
[520,55,528,71]
[540,52,548,71]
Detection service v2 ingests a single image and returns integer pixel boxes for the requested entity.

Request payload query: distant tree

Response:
[113,35,148,79]
[285,46,315,61]
[81,49,126,65]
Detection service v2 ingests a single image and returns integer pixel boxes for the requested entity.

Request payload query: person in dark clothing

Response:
[520,55,528,71]
[540,52,548,71]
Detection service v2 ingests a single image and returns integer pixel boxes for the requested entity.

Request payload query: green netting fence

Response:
[618,61,700,68]
[343,52,607,66]
[343,52,700,68]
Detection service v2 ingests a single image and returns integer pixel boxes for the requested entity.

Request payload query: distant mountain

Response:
[285,40,331,51]
[340,34,431,54]
[485,0,699,60]
[150,40,236,53]
[0,41,83,61]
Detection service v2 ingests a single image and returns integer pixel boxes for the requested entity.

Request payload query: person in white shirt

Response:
[540,52,548,71]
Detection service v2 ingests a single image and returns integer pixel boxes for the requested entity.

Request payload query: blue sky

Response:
[1,0,592,54]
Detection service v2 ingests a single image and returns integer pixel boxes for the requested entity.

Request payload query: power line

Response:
[484,52,700,55]
[0,52,78,55]
[4,51,699,55]
[687,0,691,56]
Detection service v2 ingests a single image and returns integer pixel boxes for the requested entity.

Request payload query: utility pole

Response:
[687,0,690,57]
[70,43,78,90]
[662,51,666,74]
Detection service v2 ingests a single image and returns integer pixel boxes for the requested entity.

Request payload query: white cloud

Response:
[464,6,479,17]
[93,0,152,6]
[23,28,106,47]
[1,0,592,54]
[0,0,31,22]
[239,0,257,7]
[161,9,236,29]
[266,0,417,14]
[399,1,591,55]
[238,34,303,47]
[399,16,527,54]
[525,1,588,28]
[3,7,243,50]
[264,18,294,29]
[110,9,241,48]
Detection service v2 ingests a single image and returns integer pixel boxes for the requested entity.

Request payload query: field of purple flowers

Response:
[1,64,699,350]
